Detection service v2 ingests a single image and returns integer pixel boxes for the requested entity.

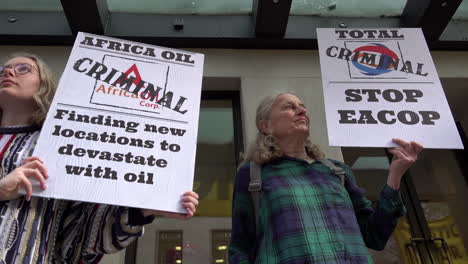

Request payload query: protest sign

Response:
[32,32,204,212]
[317,28,463,149]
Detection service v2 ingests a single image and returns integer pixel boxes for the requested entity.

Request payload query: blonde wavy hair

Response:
[242,92,324,165]
[0,52,58,126]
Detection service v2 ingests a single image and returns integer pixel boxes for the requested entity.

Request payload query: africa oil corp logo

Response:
[94,63,161,109]
[88,55,171,114]
[351,43,399,76]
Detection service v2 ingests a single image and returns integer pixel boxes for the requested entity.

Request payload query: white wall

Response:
[2,47,468,263]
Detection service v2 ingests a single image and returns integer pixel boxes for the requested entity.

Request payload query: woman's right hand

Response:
[0,156,48,201]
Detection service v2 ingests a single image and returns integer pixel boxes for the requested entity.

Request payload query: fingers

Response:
[5,157,48,201]
[144,191,199,220]
[19,177,33,201]
[388,148,409,159]
[184,207,194,218]
[183,191,199,200]
[411,141,424,154]
[22,156,44,166]
[182,200,197,217]
[23,160,48,179]
[183,201,196,215]
[21,157,48,186]
[182,194,199,206]
[182,192,199,207]
[23,168,47,190]
[181,191,198,218]
[21,157,48,190]
[392,138,423,156]
[392,138,413,152]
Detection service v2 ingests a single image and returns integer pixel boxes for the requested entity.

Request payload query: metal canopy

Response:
[253,0,292,37]
[402,0,464,41]
[60,0,109,36]
[0,0,467,50]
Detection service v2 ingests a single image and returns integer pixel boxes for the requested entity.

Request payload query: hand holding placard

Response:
[317,28,463,149]
[0,156,48,201]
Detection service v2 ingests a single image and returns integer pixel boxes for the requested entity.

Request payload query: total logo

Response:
[351,43,399,76]
[325,43,429,78]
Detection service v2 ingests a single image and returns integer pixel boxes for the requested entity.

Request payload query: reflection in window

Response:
[157,231,183,264]
[193,99,237,217]
[290,0,407,17]
[108,0,253,15]
[132,91,242,264]
[342,147,389,201]
[2,0,63,11]
[406,149,468,263]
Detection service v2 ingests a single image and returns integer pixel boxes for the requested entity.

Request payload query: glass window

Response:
[343,77,468,263]
[439,1,468,40]
[107,0,253,15]
[157,231,184,264]
[290,0,407,17]
[453,0,468,20]
[1,0,69,36]
[401,149,468,263]
[133,89,242,264]
[342,147,389,200]
[398,77,468,263]
[194,99,237,217]
[211,230,231,264]
[1,0,63,11]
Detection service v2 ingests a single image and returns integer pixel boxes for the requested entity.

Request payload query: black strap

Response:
[318,158,346,186]
[248,162,262,229]
[128,208,155,226]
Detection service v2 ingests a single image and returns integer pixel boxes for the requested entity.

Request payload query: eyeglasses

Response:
[0,63,36,78]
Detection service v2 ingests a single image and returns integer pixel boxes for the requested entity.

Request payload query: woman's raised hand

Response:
[387,138,423,190]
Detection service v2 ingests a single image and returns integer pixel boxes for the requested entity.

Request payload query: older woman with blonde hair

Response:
[0,53,199,263]
[229,92,422,264]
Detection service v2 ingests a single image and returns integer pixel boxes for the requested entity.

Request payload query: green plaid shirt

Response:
[229,156,406,264]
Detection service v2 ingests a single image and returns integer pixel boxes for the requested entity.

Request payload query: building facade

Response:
[2,46,466,264]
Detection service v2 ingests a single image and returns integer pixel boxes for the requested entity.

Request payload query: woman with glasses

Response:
[0,53,199,263]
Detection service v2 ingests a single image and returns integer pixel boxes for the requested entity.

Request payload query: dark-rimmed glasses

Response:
[0,63,36,78]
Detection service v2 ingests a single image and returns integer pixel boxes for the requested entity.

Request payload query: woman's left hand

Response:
[387,138,423,190]
[141,191,199,220]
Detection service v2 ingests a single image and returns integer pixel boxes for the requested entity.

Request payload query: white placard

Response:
[32,32,204,212]
[317,28,463,149]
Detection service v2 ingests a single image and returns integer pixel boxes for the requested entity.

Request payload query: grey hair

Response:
[0,52,58,126]
[241,92,324,165]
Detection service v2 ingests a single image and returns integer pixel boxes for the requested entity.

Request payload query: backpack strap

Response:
[318,158,346,186]
[248,162,262,229]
